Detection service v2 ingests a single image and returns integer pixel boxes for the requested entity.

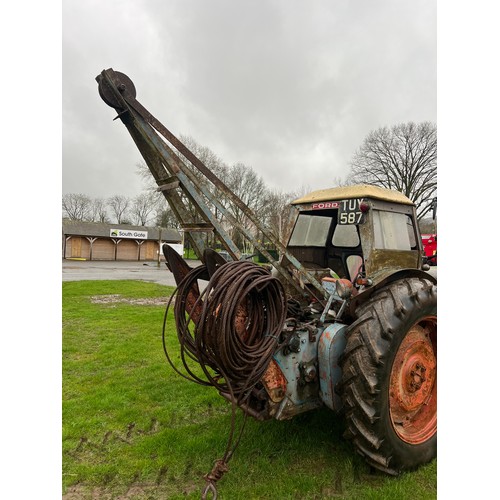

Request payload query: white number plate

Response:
[338,199,365,225]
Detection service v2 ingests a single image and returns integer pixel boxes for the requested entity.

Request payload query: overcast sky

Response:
[62,0,436,200]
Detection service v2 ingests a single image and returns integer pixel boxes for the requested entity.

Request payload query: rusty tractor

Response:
[96,69,437,493]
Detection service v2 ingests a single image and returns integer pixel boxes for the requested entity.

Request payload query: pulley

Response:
[96,69,137,109]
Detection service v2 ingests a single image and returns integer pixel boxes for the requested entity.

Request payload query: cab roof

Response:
[291,184,414,206]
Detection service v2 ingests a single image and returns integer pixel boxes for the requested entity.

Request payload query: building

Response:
[62,220,182,261]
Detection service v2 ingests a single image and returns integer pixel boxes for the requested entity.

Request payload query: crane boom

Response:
[96,68,328,300]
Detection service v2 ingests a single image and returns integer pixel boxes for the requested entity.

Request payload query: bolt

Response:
[118,83,126,91]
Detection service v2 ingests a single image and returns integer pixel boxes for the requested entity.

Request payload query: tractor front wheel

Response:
[338,277,437,474]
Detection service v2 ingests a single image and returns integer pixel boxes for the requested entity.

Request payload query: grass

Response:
[62,280,437,499]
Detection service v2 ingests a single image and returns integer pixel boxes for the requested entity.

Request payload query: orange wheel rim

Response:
[389,316,437,444]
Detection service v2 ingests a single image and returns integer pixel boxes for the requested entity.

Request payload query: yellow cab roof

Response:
[291,184,414,206]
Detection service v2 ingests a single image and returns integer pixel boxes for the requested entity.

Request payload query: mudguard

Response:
[318,322,348,412]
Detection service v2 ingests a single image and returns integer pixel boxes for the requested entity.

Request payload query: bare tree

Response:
[347,122,437,218]
[107,195,131,224]
[155,206,182,229]
[262,189,306,245]
[130,192,159,226]
[62,193,93,221]
[223,163,269,252]
[90,198,110,223]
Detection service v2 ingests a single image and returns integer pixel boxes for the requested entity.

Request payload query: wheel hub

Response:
[407,361,426,392]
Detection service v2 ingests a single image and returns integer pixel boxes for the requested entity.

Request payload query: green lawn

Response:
[62,280,437,499]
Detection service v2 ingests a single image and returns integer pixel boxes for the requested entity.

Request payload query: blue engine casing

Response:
[270,322,347,419]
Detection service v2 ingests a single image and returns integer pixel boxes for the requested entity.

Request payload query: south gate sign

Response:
[110,229,148,239]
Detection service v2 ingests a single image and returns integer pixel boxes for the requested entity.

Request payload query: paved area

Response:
[62,259,202,287]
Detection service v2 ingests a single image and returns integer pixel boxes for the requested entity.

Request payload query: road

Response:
[62,259,202,287]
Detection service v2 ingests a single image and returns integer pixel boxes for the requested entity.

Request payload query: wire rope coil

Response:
[162,260,288,496]
[163,260,287,400]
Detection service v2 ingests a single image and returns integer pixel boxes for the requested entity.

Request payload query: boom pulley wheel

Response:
[96,70,137,109]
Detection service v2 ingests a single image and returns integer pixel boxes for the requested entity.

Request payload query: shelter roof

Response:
[62,220,182,241]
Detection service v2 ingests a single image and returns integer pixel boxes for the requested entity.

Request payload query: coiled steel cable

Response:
[162,259,288,497]
[163,260,287,395]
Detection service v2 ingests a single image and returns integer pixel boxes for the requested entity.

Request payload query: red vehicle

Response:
[421,233,437,265]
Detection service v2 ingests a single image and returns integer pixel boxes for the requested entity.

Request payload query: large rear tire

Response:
[338,277,437,474]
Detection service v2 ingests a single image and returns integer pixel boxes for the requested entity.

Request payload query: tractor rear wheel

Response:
[338,277,437,474]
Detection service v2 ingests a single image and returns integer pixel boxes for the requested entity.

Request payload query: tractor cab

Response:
[282,185,425,290]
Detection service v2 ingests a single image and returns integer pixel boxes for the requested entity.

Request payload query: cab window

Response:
[373,211,417,250]
[288,214,332,247]
[332,223,360,248]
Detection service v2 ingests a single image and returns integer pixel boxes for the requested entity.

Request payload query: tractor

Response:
[96,69,437,494]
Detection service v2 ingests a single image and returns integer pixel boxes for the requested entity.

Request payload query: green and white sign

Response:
[110,229,148,239]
